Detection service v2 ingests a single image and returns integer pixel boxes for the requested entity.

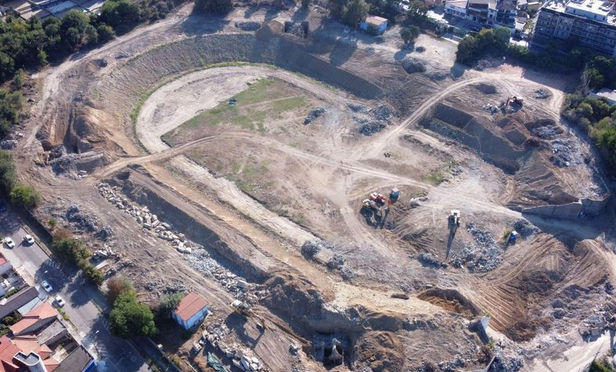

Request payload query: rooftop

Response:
[543,0,616,25]
[365,15,388,25]
[174,293,208,321]
[54,346,93,372]
[10,302,57,335]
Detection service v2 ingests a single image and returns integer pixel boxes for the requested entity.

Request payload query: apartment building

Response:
[533,0,616,56]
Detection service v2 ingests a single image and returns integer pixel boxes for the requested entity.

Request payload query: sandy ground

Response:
[13,2,616,371]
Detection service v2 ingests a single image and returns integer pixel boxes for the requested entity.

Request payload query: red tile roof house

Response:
[0,335,60,371]
[10,302,58,336]
[172,293,209,330]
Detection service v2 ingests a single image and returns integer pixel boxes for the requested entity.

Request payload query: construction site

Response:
[8,2,616,371]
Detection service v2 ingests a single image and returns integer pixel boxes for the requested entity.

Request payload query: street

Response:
[0,207,149,372]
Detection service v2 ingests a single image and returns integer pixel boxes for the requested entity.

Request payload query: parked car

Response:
[22,235,34,245]
[41,280,53,292]
[0,204,6,213]
[54,295,65,307]
[3,238,15,249]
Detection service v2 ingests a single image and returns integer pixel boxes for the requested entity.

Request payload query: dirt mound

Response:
[400,57,427,74]
[261,272,326,326]
[474,83,497,94]
[352,331,404,372]
[418,288,480,318]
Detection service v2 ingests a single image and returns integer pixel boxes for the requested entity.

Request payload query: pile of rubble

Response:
[482,104,500,115]
[353,104,394,136]
[449,222,504,272]
[97,182,258,299]
[201,324,264,371]
[303,107,326,125]
[550,138,583,168]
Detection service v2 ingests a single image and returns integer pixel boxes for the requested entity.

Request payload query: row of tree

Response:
[564,95,616,173]
[51,235,105,285]
[0,0,190,86]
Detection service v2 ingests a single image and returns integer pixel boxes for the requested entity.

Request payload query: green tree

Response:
[106,277,133,303]
[60,10,90,50]
[342,0,369,26]
[109,291,157,337]
[85,25,98,45]
[194,0,232,14]
[96,24,114,42]
[400,25,420,44]
[9,185,40,208]
[100,0,141,32]
[456,35,478,65]
[0,150,15,194]
[157,292,184,319]
[51,237,90,265]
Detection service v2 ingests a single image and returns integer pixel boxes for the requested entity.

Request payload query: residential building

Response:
[54,346,95,372]
[10,303,58,336]
[360,15,389,34]
[467,0,498,25]
[0,257,12,277]
[0,335,59,371]
[445,0,469,18]
[444,0,518,26]
[591,88,616,104]
[172,293,209,330]
[533,0,616,56]
[0,287,39,319]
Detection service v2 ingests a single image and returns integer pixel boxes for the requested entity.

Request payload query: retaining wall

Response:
[522,196,611,219]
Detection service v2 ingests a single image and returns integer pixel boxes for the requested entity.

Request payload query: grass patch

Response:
[166,77,311,142]
[422,161,458,186]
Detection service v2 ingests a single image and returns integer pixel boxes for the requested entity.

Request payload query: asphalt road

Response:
[0,208,149,372]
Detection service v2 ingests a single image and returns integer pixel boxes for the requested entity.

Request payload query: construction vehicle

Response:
[389,188,400,204]
[231,300,253,316]
[501,96,524,113]
[448,210,461,227]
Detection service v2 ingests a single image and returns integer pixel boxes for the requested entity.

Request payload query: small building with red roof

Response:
[172,293,209,330]
[10,302,57,336]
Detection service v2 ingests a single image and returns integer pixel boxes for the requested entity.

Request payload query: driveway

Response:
[0,209,149,372]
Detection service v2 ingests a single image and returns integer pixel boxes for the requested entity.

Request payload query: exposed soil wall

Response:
[93,25,381,132]
[110,167,272,281]
[522,196,611,219]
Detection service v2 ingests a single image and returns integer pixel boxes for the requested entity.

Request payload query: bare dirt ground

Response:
[12,2,616,371]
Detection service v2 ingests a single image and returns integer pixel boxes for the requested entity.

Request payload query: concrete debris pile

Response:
[529,121,563,140]
[235,21,261,31]
[301,240,324,259]
[304,107,326,125]
[202,325,264,371]
[284,21,309,38]
[0,140,17,150]
[512,219,539,238]
[66,205,98,232]
[534,88,552,99]
[579,309,609,339]
[482,104,500,114]
[417,252,444,269]
[97,182,256,298]
[354,104,394,136]
[313,335,346,367]
[449,222,503,272]
[549,138,583,167]
[400,57,426,74]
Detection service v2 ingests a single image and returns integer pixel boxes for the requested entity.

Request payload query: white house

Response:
[445,0,469,18]
[360,15,389,34]
[172,293,209,330]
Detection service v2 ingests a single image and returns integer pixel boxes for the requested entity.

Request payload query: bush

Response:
[194,0,232,14]
[10,185,40,208]
[109,291,157,337]
[0,151,16,195]
[107,277,133,303]
[51,237,90,265]
[400,25,420,44]
[157,292,184,319]
[100,0,141,33]
[328,0,368,26]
